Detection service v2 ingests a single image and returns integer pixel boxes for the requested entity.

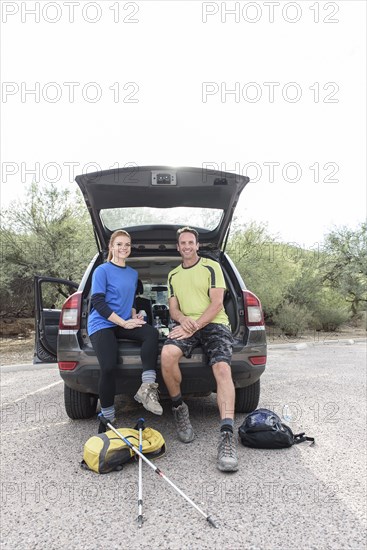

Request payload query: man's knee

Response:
[161,344,180,361]
[161,344,182,368]
[212,361,233,382]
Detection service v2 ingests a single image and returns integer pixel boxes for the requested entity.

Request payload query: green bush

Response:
[310,290,352,332]
[273,302,312,337]
[312,305,351,332]
[227,223,299,322]
[349,311,367,328]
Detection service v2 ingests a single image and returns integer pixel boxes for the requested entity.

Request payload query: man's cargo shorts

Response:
[163,323,234,367]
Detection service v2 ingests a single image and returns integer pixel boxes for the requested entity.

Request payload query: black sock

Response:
[172,394,183,408]
[220,418,234,433]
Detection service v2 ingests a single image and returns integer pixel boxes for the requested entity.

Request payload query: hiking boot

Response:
[172,402,194,443]
[217,430,238,472]
[98,414,117,434]
[134,383,163,416]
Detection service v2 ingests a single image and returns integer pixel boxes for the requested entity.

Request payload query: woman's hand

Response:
[123,318,146,329]
[134,311,145,320]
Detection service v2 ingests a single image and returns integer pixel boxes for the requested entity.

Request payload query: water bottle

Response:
[283,404,292,423]
[138,310,148,322]
[154,316,162,329]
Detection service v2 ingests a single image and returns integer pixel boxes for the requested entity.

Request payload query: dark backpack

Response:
[238,408,315,449]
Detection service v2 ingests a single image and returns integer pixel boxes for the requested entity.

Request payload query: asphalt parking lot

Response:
[1,340,366,550]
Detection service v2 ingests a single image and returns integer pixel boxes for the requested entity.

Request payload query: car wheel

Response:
[64,384,98,419]
[235,380,260,413]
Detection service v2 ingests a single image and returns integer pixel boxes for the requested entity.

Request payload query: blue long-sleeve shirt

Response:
[87,262,138,336]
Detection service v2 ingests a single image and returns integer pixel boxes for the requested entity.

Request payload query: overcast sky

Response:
[1,0,366,248]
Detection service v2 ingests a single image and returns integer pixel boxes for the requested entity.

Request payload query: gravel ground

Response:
[1,342,366,549]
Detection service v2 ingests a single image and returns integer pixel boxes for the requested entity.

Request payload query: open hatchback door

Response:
[75,166,249,252]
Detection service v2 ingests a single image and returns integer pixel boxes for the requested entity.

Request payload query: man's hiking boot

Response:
[98,414,117,434]
[217,430,238,472]
[172,402,194,443]
[134,383,163,415]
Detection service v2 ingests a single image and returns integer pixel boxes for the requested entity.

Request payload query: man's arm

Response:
[168,288,225,339]
[195,287,225,329]
[169,296,198,330]
[168,296,199,338]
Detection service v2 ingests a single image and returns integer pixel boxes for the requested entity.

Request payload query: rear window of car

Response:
[100,206,223,231]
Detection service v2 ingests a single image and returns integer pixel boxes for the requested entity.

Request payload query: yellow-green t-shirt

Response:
[167,257,229,325]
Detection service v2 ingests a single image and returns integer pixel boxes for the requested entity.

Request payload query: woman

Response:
[87,229,162,432]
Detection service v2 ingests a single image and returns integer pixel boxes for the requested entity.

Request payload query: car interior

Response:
[135,279,154,325]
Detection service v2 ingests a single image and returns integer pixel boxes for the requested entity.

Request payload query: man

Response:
[161,227,238,472]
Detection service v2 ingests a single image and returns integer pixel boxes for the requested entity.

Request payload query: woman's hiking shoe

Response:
[134,383,163,415]
[98,414,117,434]
[217,430,238,472]
[172,402,195,443]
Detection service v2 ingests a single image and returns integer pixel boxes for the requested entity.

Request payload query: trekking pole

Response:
[136,417,144,528]
[101,418,218,528]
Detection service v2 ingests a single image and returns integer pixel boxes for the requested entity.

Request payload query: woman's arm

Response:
[107,311,145,329]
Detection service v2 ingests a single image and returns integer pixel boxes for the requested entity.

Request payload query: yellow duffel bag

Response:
[81,427,166,474]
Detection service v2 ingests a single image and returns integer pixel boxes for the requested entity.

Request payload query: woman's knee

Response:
[100,363,116,376]
[141,324,159,344]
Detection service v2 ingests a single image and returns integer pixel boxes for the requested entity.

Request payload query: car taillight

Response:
[249,356,267,365]
[243,290,264,326]
[59,291,82,329]
[58,361,78,371]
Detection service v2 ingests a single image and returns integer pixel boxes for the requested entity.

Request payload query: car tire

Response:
[64,384,98,419]
[235,380,260,413]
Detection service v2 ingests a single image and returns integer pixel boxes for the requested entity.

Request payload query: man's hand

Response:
[179,316,200,333]
[168,323,197,340]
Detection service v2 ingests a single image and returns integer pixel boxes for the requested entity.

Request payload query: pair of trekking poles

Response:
[100,416,218,528]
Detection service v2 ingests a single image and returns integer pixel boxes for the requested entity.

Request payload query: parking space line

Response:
[0,380,63,409]
[0,420,70,436]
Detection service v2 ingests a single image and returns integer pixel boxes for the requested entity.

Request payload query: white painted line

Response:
[0,380,63,408]
[0,363,55,372]
[0,420,69,436]
[0,363,37,369]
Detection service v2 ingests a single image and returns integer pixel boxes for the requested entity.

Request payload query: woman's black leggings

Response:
[89,324,159,408]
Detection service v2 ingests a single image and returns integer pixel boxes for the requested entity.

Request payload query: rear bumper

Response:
[58,342,267,397]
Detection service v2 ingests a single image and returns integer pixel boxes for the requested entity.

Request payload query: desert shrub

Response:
[273,302,312,337]
[313,307,350,332]
[227,222,299,322]
[348,311,367,328]
[310,290,352,332]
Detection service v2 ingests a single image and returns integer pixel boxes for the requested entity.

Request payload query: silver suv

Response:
[35,166,267,419]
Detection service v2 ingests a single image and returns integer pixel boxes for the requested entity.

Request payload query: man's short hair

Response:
[176,226,199,243]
